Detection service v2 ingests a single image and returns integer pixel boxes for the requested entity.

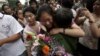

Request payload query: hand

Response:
[82,8,91,18]
[81,8,95,22]
[50,28,63,35]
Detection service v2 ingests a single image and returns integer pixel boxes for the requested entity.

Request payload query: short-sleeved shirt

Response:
[0,13,26,56]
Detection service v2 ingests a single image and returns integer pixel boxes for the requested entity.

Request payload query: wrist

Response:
[89,20,95,23]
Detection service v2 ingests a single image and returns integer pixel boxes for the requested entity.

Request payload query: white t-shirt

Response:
[0,13,26,56]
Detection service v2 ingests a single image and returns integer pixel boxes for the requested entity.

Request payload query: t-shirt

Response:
[23,21,41,46]
[0,13,26,56]
[52,33,78,54]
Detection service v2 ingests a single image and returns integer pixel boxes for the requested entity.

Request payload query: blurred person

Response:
[1,4,17,20]
[58,0,77,17]
[16,9,27,27]
[24,0,38,15]
[15,1,23,10]
[75,0,100,56]
[1,4,13,15]
[23,10,42,56]
[37,4,85,56]
[0,12,26,56]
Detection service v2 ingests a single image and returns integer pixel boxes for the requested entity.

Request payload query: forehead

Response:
[25,12,33,15]
[41,12,52,20]
[18,10,23,13]
[4,5,9,8]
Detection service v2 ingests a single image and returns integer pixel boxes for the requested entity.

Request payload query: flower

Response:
[42,45,50,55]
[26,34,33,41]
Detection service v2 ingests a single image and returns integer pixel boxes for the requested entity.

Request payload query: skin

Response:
[39,11,85,37]
[74,0,100,38]
[24,12,36,26]
[3,5,12,15]
[0,33,21,46]
[39,12,53,29]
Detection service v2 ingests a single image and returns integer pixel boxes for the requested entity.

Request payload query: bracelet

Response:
[89,20,95,23]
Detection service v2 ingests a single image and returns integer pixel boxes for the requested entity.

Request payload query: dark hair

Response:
[29,0,37,5]
[58,0,74,9]
[86,0,96,12]
[54,8,73,28]
[37,4,54,20]
[16,1,21,6]
[24,6,36,15]
[2,4,9,11]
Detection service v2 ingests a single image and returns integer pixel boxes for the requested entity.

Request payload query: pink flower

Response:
[37,34,45,40]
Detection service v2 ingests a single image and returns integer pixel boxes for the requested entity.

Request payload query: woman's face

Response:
[93,0,100,13]
[17,10,23,19]
[25,12,36,26]
[40,12,53,28]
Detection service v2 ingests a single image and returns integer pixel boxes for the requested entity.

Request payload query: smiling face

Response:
[40,12,53,29]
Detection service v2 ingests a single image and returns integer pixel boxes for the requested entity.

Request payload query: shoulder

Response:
[4,14,16,21]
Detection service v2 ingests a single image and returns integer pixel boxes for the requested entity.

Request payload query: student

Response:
[51,8,83,56]
[0,12,26,56]
[16,9,27,27]
[37,4,85,56]
[23,10,42,56]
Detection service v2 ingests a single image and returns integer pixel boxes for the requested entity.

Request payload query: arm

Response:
[89,22,100,38]
[0,33,20,46]
[50,23,85,37]
[82,8,100,38]
[64,23,85,37]
[0,16,23,46]
[74,8,86,25]
[88,16,100,38]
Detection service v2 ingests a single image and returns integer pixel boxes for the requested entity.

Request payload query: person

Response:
[75,0,100,56]
[37,4,85,56]
[1,4,17,20]
[51,7,84,56]
[24,0,38,15]
[16,9,27,27]
[23,10,42,56]
[0,12,26,56]
[58,0,77,17]
[15,1,23,10]
[1,4,13,15]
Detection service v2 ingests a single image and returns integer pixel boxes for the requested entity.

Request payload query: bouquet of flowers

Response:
[25,31,72,56]
[25,31,51,56]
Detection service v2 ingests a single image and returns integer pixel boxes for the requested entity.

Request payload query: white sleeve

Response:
[10,16,23,34]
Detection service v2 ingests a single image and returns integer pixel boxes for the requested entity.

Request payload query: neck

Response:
[94,12,100,17]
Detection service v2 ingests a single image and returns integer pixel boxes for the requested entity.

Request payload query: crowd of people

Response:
[0,0,100,56]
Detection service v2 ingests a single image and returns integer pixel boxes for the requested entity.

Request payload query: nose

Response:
[46,21,50,25]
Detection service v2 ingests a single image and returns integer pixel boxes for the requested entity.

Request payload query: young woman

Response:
[75,0,100,56]
[37,4,85,56]
[16,9,27,27]
[23,10,42,56]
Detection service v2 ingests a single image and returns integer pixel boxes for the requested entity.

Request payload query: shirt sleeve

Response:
[10,16,23,34]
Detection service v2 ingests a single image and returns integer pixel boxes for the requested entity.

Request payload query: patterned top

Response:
[79,19,100,50]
